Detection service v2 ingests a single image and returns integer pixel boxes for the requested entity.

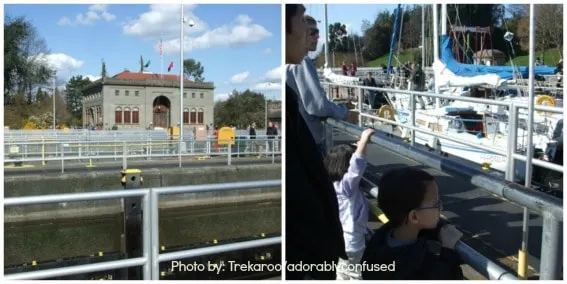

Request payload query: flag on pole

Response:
[167,61,174,72]
[144,60,151,68]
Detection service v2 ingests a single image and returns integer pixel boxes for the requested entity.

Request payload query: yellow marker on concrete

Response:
[32,260,37,266]
[213,239,218,244]
[98,251,103,257]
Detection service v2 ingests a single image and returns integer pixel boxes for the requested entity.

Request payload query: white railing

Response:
[4,180,282,280]
[5,137,282,172]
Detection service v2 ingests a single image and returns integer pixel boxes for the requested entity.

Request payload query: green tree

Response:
[328,22,349,52]
[214,89,266,128]
[183,58,205,82]
[101,60,107,77]
[4,15,54,105]
[65,75,92,122]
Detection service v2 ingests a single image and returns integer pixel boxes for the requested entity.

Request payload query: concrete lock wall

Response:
[4,164,281,223]
[4,164,281,266]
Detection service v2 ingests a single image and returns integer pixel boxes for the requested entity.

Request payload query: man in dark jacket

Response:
[285,4,347,280]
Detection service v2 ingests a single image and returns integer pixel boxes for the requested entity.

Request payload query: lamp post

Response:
[179,5,195,142]
[52,71,57,130]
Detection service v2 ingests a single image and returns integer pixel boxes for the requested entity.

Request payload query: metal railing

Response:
[4,180,282,280]
[325,117,562,280]
[321,81,564,178]
[359,177,518,280]
[5,137,282,172]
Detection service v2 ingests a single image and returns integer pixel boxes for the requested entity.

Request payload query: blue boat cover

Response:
[440,35,557,79]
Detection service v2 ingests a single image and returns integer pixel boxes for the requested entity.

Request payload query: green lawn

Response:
[505,49,562,66]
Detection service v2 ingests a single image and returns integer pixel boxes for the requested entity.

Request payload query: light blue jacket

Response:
[286,56,348,145]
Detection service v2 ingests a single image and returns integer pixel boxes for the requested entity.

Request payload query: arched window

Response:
[190,108,197,124]
[124,107,131,124]
[198,108,204,124]
[115,107,122,124]
[132,107,140,124]
[183,108,189,124]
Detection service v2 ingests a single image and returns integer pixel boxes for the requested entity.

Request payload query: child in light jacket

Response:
[324,128,375,280]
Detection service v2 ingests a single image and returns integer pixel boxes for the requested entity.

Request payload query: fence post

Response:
[121,169,143,280]
[539,211,562,280]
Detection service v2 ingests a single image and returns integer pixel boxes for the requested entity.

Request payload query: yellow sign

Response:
[218,126,235,145]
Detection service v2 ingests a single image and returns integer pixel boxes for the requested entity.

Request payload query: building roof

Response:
[112,70,191,82]
[473,49,505,58]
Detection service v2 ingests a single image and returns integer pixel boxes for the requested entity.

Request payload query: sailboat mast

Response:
[433,4,440,108]
[324,4,329,68]
[422,4,425,68]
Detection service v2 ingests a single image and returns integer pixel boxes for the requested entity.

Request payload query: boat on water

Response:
[321,4,563,193]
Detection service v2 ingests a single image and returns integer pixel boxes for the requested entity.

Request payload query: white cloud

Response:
[85,75,102,82]
[158,13,272,55]
[261,66,283,83]
[252,82,281,91]
[122,4,207,40]
[58,4,116,26]
[215,92,232,102]
[262,48,272,55]
[31,53,84,85]
[230,71,250,84]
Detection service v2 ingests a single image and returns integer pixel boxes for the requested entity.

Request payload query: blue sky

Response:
[4,4,282,101]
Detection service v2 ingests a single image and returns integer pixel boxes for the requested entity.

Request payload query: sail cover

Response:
[440,35,557,80]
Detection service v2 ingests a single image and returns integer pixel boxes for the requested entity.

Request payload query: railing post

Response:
[60,143,64,173]
[41,136,46,166]
[227,139,232,166]
[539,211,562,280]
[357,87,363,127]
[121,169,143,280]
[410,91,416,146]
[122,142,127,170]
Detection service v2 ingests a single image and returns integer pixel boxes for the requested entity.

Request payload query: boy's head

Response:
[378,167,441,230]
[324,144,355,182]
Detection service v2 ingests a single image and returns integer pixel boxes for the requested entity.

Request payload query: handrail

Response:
[4,180,282,280]
[327,119,562,280]
[360,179,518,280]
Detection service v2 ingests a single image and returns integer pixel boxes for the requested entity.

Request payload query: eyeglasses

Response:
[309,28,319,36]
[416,199,442,211]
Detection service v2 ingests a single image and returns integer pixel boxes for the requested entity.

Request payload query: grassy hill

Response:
[505,49,562,66]
[314,48,561,68]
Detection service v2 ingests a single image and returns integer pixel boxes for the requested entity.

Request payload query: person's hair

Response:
[304,15,317,25]
[377,167,435,226]
[285,4,304,34]
[324,144,355,182]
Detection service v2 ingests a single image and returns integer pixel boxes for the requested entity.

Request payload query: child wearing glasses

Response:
[324,128,376,280]
[361,167,464,280]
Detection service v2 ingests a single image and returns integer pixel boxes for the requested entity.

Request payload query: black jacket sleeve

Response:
[285,84,347,280]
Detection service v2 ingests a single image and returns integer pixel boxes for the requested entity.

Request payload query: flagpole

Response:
[160,34,163,79]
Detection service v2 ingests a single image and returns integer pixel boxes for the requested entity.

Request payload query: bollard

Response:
[121,169,143,280]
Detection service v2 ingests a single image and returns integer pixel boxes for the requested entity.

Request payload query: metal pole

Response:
[324,4,329,68]
[53,71,56,130]
[421,4,425,68]
[432,4,440,108]
[441,4,447,35]
[519,4,536,279]
[180,4,184,143]
[505,103,517,181]
[539,211,562,279]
